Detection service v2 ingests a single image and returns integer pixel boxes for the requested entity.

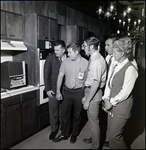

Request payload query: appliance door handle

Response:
[12,76,23,80]
[10,34,15,37]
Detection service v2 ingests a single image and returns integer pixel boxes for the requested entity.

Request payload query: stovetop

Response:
[1,88,7,93]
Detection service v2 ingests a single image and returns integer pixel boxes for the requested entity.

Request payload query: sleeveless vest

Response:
[110,61,134,119]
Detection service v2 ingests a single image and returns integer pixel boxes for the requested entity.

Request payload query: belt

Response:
[84,86,91,88]
[64,86,83,90]
[84,86,103,90]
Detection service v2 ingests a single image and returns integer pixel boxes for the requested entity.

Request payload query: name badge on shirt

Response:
[78,70,85,80]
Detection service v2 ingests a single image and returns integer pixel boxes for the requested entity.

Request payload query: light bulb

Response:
[117,30,120,34]
[119,19,122,23]
[123,21,125,26]
[96,6,104,15]
[134,21,137,26]
[126,5,132,14]
[138,19,141,25]
[123,11,127,17]
[128,18,131,23]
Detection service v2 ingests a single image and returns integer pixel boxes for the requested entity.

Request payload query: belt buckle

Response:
[85,86,91,88]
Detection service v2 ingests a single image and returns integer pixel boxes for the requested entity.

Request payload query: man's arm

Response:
[83,80,99,110]
[44,56,52,92]
[56,71,64,100]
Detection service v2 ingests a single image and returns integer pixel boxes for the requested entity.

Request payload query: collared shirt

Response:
[103,58,138,106]
[60,54,67,62]
[85,51,107,88]
[105,54,113,65]
[60,55,88,89]
[102,57,119,100]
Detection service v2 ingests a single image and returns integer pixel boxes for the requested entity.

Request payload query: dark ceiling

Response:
[59,1,125,19]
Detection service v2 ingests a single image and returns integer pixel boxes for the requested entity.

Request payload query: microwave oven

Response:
[1,61,26,89]
[38,40,54,59]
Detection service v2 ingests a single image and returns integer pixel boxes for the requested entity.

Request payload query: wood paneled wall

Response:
[1,1,111,36]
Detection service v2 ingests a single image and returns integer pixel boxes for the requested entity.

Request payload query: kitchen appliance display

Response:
[1,61,26,89]
[37,40,54,105]
[39,59,48,105]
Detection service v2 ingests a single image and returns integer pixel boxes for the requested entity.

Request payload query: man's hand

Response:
[83,100,90,110]
[82,97,86,104]
[47,90,55,98]
[103,98,112,110]
[56,93,63,101]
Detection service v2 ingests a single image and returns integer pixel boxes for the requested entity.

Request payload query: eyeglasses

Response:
[82,45,88,48]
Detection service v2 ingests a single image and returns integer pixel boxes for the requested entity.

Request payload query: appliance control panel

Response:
[10,76,26,88]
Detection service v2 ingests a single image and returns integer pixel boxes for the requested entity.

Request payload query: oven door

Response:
[40,59,46,86]
[39,85,49,105]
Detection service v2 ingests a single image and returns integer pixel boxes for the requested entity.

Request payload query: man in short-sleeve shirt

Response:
[54,43,88,144]
[82,37,107,149]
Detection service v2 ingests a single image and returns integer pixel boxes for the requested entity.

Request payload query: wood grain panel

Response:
[48,12,57,19]
[20,1,25,15]
[48,1,57,13]
[1,1,111,36]
[42,1,49,16]
[56,2,67,17]
[1,1,4,10]
[34,1,43,15]
[2,1,13,12]
[77,12,87,27]
[13,1,21,14]
[23,1,35,15]
[57,14,66,25]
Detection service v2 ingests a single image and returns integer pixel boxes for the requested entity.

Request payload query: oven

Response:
[38,59,49,105]
[39,86,49,105]
[37,40,54,105]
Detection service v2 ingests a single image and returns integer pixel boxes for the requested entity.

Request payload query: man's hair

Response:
[106,37,119,44]
[67,43,81,53]
[84,37,100,49]
[54,39,66,48]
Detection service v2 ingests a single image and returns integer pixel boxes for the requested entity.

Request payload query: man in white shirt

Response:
[105,37,118,69]
[82,37,107,149]
[102,37,118,147]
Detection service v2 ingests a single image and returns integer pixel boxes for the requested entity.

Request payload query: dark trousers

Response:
[49,96,62,133]
[61,86,84,137]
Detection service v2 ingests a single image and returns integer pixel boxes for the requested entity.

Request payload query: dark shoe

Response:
[89,148,100,150]
[70,135,77,144]
[104,141,109,147]
[53,135,69,142]
[83,137,92,143]
[49,132,57,140]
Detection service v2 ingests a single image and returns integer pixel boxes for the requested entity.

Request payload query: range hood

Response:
[1,40,27,51]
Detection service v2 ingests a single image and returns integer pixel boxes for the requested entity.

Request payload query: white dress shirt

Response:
[103,58,138,106]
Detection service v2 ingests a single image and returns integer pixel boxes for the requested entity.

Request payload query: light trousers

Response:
[85,88,102,149]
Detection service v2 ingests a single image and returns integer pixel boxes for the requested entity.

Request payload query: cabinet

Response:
[21,90,38,137]
[59,25,88,45]
[1,90,38,149]
[1,10,23,40]
[1,95,21,149]
[13,13,58,86]
[37,102,50,129]
[49,18,58,40]
[1,11,6,38]
[38,15,58,40]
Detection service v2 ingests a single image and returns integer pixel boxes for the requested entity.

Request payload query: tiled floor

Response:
[10,114,145,149]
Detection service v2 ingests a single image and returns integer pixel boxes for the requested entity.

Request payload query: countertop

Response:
[1,85,39,99]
